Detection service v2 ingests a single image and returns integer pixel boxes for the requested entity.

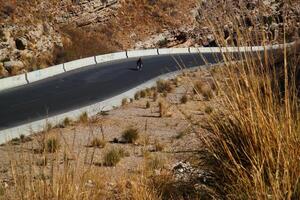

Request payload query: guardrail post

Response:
[125,50,128,58]
[157,49,160,55]
[94,56,97,64]
[188,47,191,53]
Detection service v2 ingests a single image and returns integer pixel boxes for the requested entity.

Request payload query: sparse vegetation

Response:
[153,91,158,101]
[146,101,150,108]
[90,138,106,148]
[153,139,164,152]
[122,127,139,143]
[156,80,172,93]
[204,106,213,114]
[158,101,167,117]
[180,94,188,104]
[140,90,147,98]
[46,137,60,153]
[145,154,166,171]
[103,148,124,167]
[79,112,88,123]
[175,131,185,139]
[63,117,72,127]
[0,184,4,197]
[121,98,128,106]
[134,91,140,100]
[201,85,213,100]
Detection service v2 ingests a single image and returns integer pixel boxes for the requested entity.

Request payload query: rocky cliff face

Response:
[0,0,299,78]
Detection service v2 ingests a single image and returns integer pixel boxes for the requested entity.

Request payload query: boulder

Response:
[3,60,24,71]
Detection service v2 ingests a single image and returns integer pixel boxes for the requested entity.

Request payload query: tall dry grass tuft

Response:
[199,39,300,200]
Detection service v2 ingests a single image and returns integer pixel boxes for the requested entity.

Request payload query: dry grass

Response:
[122,127,139,143]
[79,112,88,123]
[89,138,106,148]
[156,80,173,93]
[158,101,167,117]
[180,94,188,104]
[194,15,300,198]
[103,147,125,167]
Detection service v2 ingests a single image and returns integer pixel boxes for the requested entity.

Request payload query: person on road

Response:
[136,57,143,71]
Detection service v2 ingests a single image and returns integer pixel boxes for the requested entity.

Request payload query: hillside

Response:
[0,0,299,78]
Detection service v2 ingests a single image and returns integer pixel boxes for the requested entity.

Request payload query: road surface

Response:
[0,52,224,130]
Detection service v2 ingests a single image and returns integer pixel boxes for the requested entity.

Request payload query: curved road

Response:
[0,52,224,130]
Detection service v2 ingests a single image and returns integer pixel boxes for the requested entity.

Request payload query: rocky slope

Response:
[0,0,299,78]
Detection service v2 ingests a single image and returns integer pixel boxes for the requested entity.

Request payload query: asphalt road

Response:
[0,52,224,130]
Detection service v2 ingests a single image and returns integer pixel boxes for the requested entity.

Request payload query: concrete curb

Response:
[0,43,294,92]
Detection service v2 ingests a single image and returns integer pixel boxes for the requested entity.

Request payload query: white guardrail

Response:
[0,43,294,92]
[0,43,295,143]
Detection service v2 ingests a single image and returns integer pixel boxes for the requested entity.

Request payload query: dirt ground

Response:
[0,66,220,197]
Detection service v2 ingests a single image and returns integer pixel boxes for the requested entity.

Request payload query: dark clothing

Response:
[137,58,143,70]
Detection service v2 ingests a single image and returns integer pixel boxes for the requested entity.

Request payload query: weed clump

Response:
[103,148,125,167]
[134,92,140,100]
[79,112,88,123]
[122,127,139,143]
[121,98,128,106]
[180,94,188,104]
[46,137,60,153]
[204,106,213,114]
[90,138,106,148]
[146,101,150,108]
[156,80,172,93]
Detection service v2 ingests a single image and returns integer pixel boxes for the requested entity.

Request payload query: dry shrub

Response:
[145,154,165,171]
[156,80,173,93]
[89,138,106,148]
[146,101,151,109]
[153,91,158,101]
[200,43,300,199]
[158,101,167,117]
[180,94,188,104]
[134,91,140,100]
[79,112,88,123]
[103,148,125,167]
[45,137,60,153]
[121,98,128,106]
[153,139,164,152]
[140,90,147,98]
[193,81,213,100]
[122,127,139,143]
[204,106,213,114]
[55,25,116,64]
